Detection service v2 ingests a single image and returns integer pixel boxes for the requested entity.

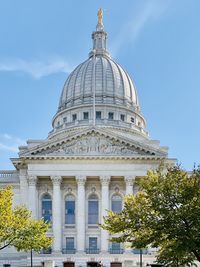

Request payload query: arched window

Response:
[88,194,99,224]
[42,194,52,223]
[111,195,122,213]
[65,194,75,224]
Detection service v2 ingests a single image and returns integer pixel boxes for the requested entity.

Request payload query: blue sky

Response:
[0,0,199,170]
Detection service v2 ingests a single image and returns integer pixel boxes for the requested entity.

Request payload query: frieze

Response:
[36,133,142,156]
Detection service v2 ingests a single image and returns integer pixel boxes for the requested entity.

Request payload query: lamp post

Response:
[140,249,143,267]
[30,248,33,267]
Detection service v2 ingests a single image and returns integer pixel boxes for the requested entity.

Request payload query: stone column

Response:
[76,175,86,252]
[125,176,135,253]
[28,175,37,217]
[51,176,62,253]
[100,175,110,252]
[125,176,135,195]
[19,168,28,206]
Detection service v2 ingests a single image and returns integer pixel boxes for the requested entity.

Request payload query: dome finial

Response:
[89,8,110,58]
[96,8,104,31]
[97,8,103,25]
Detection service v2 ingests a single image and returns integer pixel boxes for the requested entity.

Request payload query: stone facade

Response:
[0,12,176,267]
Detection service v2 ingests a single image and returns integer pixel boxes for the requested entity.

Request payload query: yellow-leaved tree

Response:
[0,186,52,252]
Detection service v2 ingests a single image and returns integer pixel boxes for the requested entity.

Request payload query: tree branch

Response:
[0,241,12,250]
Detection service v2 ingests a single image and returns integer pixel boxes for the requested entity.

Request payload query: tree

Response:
[0,186,52,252]
[102,166,200,267]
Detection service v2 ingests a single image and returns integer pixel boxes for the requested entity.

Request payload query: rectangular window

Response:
[63,117,67,123]
[66,237,75,249]
[83,112,89,120]
[112,200,122,213]
[108,112,114,120]
[88,200,98,224]
[89,237,97,249]
[42,200,52,223]
[96,111,101,120]
[65,201,75,224]
[120,114,125,121]
[72,114,77,121]
[112,242,121,250]
[131,117,135,123]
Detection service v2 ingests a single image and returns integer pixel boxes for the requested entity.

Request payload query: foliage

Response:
[102,166,200,266]
[0,186,52,251]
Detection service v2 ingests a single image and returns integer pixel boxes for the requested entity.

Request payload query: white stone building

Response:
[0,11,175,267]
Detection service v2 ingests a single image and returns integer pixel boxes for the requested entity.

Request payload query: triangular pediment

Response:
[35,132,142,156]
[20,128,167,158]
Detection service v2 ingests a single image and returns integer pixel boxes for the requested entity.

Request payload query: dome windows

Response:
[120,114,125,121]
[72,114,77,122]
[108,112,114,120]
[83,112,89,120]
[131,117,135,124]
[96,111,102,120]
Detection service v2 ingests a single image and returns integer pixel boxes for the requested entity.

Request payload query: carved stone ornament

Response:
[28,175,37,186]
[37,133,141,156]
[100,175,110,186]
[68,187,72,193]
[51,176,62,186]
[38,184,51,193]
[114,186,120,193]
[76,175,86,185]
[125,176,135,186]
[91,186,96,193]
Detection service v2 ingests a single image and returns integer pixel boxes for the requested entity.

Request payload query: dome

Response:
[58,55,139,111]
[51,12,147,137]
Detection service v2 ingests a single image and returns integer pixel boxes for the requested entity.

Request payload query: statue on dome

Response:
[97,8,103,25]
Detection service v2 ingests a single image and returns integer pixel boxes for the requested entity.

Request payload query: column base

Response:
[43,260,55,267]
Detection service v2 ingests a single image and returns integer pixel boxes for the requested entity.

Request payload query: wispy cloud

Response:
[0,57,73,79]
[0,134,25,153]
[110,0,172,57]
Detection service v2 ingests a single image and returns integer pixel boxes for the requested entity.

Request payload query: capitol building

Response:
[0,10,175,267]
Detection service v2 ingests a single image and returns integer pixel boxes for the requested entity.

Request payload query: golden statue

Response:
[97,8,103,24]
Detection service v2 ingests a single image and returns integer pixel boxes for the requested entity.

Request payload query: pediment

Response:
[33,132,144,156]
[20,128,167,159]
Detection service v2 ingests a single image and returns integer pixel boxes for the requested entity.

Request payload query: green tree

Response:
[0,186,52,252]
[102,166,200,267]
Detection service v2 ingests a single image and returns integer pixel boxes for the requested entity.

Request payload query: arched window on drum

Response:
[88,194,99,224]
[111,194,122,213]
[65,194,75,224]
[42,194,52,223]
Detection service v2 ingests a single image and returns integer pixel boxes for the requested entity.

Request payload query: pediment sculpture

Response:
[37,133,146,156]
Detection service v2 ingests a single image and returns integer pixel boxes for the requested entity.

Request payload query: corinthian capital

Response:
[28,175,37,186]
[51,176,62,186]
[100,175,110,186]
[125,176,135,186]
[76,175,86,186]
